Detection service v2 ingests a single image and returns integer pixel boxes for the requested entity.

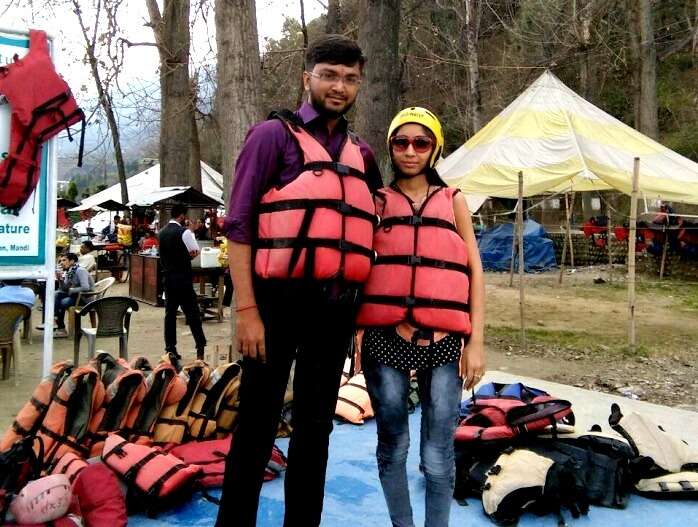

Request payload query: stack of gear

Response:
[608,403,698,498]
[0,353,286,523]
[0,30,84,210]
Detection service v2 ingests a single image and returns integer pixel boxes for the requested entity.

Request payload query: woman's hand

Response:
[354,330,364,373]
[460,338,486,390]
[236,308,266,363]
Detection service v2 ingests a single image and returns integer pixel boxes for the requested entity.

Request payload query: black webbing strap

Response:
[362,294,470,312]
[30,396,48,412]
[374,255,470,275]
[122,450,159,482]
[345,382,368,392]
[303,161,366,181]
[38,426,89,456]
[380,215,458,233]
[154,417,187,427]
[258,198,376,224]
[337,396,365,415]
[147,462,187,498]
[257,237,375,260]
[11,420,29,435]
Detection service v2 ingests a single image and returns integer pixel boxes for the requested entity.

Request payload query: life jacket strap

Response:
[303,161,366,181]
[256,237,375,259]
[375,255,470,275]
[258,198,377,224]
[362,294,470,312]
[380,215,458,233]
[337,396,365,415]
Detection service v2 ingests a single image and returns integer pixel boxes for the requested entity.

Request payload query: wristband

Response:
[235,304,258,313]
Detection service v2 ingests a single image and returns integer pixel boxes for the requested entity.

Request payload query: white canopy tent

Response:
[438,70,698,204]
[70,161,224,212]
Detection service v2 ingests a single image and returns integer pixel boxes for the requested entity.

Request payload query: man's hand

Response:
[236,308,266,362]
[460,339,486,391]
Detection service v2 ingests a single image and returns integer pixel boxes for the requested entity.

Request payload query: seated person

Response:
[78,241,98,273]
[0,280,35,332]
[140,230,159,251]
[50,253,95,338]
[101,215,120,243]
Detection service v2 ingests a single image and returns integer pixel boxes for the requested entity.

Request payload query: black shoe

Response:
[167,351,183,372]
[196,348,205,361]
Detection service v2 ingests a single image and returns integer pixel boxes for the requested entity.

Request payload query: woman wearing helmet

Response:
[356,107,485,526]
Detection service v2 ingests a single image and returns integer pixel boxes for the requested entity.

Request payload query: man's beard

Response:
[309,91,354,120]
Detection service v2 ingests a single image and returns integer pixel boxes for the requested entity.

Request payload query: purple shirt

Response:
[224,103,383,243]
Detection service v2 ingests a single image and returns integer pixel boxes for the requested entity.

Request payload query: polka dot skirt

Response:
[363,327,462,372]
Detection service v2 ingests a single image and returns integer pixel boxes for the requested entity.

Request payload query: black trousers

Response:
[216,281,357,527]
[163,272,207,356]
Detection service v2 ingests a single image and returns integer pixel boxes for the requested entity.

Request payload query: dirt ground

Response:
[1,267,696,430]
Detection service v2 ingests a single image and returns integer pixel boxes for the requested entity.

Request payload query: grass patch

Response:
[486,325,623,352]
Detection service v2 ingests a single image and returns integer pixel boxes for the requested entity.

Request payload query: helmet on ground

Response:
[386,107,444,168]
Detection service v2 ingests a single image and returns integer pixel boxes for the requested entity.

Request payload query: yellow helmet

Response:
[387,106,444,168]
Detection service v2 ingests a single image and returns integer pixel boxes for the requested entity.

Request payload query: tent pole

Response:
[607,205,613,283]
[659,225,668,280]
[517,171,527,353]
[558,193,570,284]
[509,214,516,288]
[628,158,640,353]
[568,192,576,267]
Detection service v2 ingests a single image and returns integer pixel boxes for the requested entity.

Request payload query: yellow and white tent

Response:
[437,70,698,204]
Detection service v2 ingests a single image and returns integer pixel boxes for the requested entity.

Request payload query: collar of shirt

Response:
[297,102,349,134]
[168,219,182,226]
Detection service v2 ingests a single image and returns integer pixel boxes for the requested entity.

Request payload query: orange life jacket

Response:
[129,360,187,445]
[0,30,84,210]
[36,365,106,468]
[0,362,72,452]
[87,354,147,456]
[254,111,376,282]
[357,186,471,334]
[187,362,242,441]
[47,451,88,485]
[101,434,200,502]
[335,373,374,424]
[152,360,211,445]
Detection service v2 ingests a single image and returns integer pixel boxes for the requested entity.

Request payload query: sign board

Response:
[0,28,59,374]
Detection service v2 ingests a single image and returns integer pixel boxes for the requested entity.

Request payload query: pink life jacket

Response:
[46,452,88,486]
[0,30,84,210]
[254,111,376,283]
[357,186,471,333]
[101,434,200,500]
[454,396,574,442]
[167,436,287,488]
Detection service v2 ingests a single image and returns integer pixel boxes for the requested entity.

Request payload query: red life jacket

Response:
[254,111,376,283]
[0,30,84,210]
[101,434,201,501]
[72,462,128,527]
[357,186,471,333]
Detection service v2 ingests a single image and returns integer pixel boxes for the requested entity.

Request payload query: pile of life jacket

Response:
[454,382,698,526]
[0,30,84,211]
[0,352,287,523]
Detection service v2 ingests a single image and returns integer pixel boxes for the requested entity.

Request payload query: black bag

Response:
[0,435,44,521]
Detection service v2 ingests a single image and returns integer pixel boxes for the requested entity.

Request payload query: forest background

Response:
[4,0,697,215]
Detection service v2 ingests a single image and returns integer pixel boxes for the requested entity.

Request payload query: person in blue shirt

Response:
[101,215,121,243]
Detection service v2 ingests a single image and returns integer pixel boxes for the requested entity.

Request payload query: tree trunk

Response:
[215,0,263,205]
[326,0,341,33]
[355,0,401,177]
[463,0,483,135]
[72,0,128,206]
[627,0,642,130]
[190,80,202,191]
[146,0,197,188]
[637,0,658,139]
[575,0,593,101]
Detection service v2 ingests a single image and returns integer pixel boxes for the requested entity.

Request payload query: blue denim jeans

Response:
[364,356,462,527]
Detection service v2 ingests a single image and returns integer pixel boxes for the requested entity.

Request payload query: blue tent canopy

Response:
[478,219,557,272]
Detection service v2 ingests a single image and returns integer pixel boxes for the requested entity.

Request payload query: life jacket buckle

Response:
[337,201,352,215]
[335,163,350,176]
[405,296,417,307]
[409,216,423,226]
[408,256,422,265]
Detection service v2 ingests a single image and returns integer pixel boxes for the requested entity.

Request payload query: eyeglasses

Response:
[390,135,434,153]
[306,71,362,86]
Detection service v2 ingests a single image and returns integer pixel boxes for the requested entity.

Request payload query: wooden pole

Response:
[606,205,613,283]
[558,193,570,284]
[628,158,640,353]
[509,218,516,287]
[568,192,576,267]
[517,171,527,353]
[659,225,668,280]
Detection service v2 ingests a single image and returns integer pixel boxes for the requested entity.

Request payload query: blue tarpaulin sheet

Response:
[130,407,697,526]
[478,219,557,272]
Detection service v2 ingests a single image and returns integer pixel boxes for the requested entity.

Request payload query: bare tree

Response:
[463,0,483,134]
[326,0,342,33]
[71,0,129,205]
[636,0,658,139]
[355,0,402,173]
[145,0,200,188]
[215,0,263,202]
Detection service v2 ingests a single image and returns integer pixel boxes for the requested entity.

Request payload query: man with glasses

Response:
[216,35,382,527]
